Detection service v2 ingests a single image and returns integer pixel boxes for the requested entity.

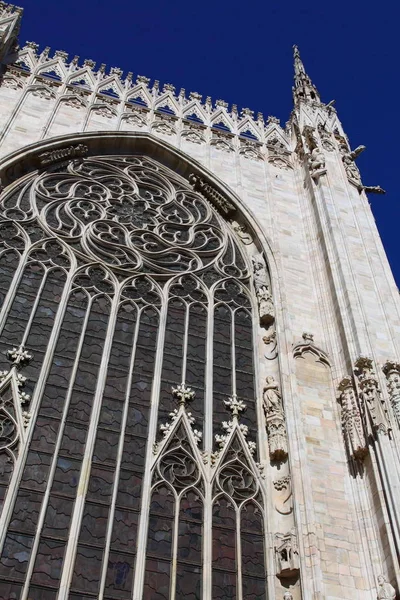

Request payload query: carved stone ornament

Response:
[266,136,292,170]
[283,592,294,600]
[189,174,236,218]
[214,395,257,459]
[36,143,88,167]
[124,110,147,128]
[230,220,253,245]
[338,376,368,461]
[273,475,293,514]
[275,529,300,578]
[354,356,390,435]
[0,345,33,463]
[239,141,263,161]
[263,376,288,461]
[377,575,396,600]
[252,254,275,327]
[181,126,205,145]
[382,361,400,428]
[317,123,335,151]
[292,332,330,366]
[157,383,202,448]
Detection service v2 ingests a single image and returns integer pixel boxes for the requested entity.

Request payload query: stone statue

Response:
[252,255,275,327]
[252,254,269,293]
[377,575,396,600]
[263,376,288,460]
[342,152,361,183]
[354,357,389,435]
[283,592,293,600]
[383,361,400,428]
[308,147,325,178]
[263,375,283,416]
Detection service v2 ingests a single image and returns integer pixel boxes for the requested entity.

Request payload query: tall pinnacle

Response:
[292,45,320,106]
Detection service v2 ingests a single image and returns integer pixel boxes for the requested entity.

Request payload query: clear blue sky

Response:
[17,0,399,284]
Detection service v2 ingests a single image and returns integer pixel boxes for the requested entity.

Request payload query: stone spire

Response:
[292,44,320,105]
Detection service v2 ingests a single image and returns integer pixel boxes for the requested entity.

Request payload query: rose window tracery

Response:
[0,153,269,600]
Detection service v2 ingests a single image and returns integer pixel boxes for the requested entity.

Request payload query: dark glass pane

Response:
[87,466,114,502]
[31,538,65,586]
[242,575,266,600]
[43,495,74,539]
[28,588,58,600]
[105,551,134,598]
[176,562,202,600]
[0,581,22,600]
[52,456,81,496]
[212,497,236,599]
[71,544,103,594]
[79,501,109,545]
[9,489,42,533]
[178,491,202,564]
[143,558,170,600]
[0,533,33,579]
[110,509,138,551]
[20,451,52,492]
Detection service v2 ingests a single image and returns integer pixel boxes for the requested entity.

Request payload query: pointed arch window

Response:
[0,152,270,599]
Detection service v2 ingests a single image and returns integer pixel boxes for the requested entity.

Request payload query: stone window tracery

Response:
[0,154,269,600]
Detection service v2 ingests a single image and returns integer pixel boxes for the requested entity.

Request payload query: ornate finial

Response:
[292,44,320,106]
[7,345,32,367]
[172,383,195,407]
[224,395,246,418]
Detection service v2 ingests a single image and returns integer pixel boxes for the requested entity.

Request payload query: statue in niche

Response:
[383,361,400,428]
[308,147,326,179]
[377,575,396,600]
[263,376,288,461]
[283,592,294,600]
[263,375,283,416]
[252,255,275,327]
[355,357,390,435]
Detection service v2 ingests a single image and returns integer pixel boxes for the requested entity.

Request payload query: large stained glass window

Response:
[0,154,268,599]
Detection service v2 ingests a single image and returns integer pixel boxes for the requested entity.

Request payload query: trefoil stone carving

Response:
[354,356,390,435]
[263,375,288,461]
[252,254,275,327]
[337,376,368,461]
[275,529,300,578]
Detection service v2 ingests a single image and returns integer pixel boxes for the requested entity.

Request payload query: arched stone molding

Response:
[0,134,306,600]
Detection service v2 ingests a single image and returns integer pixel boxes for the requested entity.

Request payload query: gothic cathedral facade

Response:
[0,4,399,600]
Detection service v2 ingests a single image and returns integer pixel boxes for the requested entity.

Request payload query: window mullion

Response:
[0,268,74,557]
[170,494,181,600]
[181,301,190,385]
[57,289,120,600]
[131,291,169,600]
[98,303,142,599]
[19,291,94,600]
